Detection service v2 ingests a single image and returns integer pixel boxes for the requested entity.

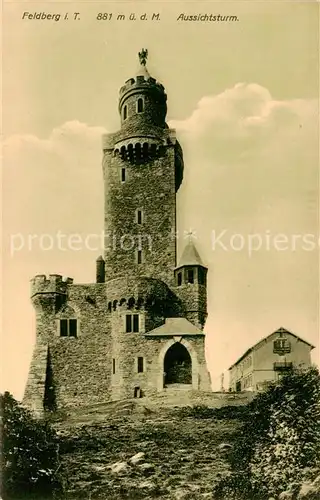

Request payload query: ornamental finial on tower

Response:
[138,48,148,66]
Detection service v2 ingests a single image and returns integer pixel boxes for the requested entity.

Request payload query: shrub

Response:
[0,391,60,499]
[213,366,320,500]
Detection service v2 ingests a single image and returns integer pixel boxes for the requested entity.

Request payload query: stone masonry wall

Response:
[24,281,114,412]
[103,146,177,287]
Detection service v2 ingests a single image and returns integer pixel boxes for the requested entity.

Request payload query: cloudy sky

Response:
[2,1,319,396]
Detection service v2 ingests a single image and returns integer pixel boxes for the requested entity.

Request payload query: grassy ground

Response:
[55,402,243,500]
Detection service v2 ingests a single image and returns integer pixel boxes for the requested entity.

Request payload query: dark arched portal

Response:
[164,343,192,386]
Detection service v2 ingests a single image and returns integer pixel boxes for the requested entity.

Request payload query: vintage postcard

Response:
[2,1,319,499]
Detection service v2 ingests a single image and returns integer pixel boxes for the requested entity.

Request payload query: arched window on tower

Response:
[123,105,128,120]
[137,98,144,113]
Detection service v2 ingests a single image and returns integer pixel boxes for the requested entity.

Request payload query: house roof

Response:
[228,327,315,370]
[144,317,204,337]
[176,240,206,268]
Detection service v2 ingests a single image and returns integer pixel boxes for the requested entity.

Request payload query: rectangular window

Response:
[137,98,144,113]
[121,167,126,182]
[126,314,132,333]
[137,210,142,224]
[112,358,116,374]
[187,269,194,284]
[60,319,77,338]
[198,267,205,285]
[60,319,68,337]
[137,357,144,373]
[69,319,77,337]
[126,314,139,333]
[137,250,142,264]
[177,272,182,286]
[133,314,139,332]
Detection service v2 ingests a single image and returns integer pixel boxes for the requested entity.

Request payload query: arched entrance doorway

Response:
[163,343,192,386]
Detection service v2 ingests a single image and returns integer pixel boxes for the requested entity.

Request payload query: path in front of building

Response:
[52,392,251,499]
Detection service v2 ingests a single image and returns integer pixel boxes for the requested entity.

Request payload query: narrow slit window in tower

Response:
[177,272,182,286]
[137,249,143,264]
[134,387,141,398]
[121,168,126,182]
[137,98,144,113]
[123,105,127,120]
[136,209,143,224]
[187,269,194,284]
[137,356,144,373]
[112,358,116,374]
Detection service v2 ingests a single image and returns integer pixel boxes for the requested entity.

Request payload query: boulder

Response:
[129,452,145,465]
[109,461,128,474]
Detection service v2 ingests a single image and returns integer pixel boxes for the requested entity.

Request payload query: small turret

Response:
[30,274,73,315]
[174,240,208,329]
[118,49,167,131]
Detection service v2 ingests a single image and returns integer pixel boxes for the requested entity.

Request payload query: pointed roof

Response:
[228,327,315,370]
[136,48,151,80]
[145,317,204,337]
[135,63,151,80]
[177,240,206,268]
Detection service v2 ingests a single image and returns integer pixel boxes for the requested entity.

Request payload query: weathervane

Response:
[138,48,148,66]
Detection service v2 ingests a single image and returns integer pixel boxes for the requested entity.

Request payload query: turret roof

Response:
[135,63,151,80]
[145,317,204,337]
[177,240,206,268]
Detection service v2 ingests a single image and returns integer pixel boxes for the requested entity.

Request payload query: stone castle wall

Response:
[23,59,212,417]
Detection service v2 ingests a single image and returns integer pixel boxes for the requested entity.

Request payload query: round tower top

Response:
[118,49,167,129]
[119,49,166,100]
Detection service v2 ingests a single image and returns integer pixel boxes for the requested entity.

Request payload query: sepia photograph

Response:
[2,1,320,499]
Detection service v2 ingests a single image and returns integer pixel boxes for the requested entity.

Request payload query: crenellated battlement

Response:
[31,274,74,297]
[105,276,183,317]
[113,139,168,164]
[119,76,165,97]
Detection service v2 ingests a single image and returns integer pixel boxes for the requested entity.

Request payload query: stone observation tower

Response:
[23,50,211,415]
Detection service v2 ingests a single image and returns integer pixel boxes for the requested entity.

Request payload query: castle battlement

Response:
[31,274,74,297]
[119,76,164,96]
